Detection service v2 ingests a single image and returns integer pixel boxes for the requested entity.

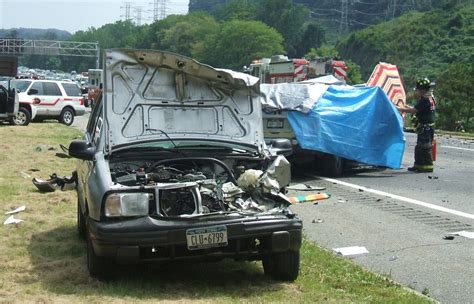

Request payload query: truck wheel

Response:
[59,107,75,126]
[11,107,31,126]
[263,250,300,281]
[77,199,86,239]
[321,154,344,177]
[87,232,111,279]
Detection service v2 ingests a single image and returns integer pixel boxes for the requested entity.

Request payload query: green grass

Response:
[0,122,432,303]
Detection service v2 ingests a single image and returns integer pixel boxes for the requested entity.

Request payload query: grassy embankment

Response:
[0,123,431,303]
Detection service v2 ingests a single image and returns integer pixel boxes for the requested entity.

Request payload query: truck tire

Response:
[11,107,31,126]
[263,250,300,281]
[59,107,75,126]
[321,154,344,177]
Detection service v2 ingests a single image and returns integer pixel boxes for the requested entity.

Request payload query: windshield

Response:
[11,80,32,92]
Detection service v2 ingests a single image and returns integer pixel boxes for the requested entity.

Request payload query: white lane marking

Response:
[312,175,474,220]
[441,145,474,152]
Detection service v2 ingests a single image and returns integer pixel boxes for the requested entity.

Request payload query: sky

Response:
[0,0,189,33]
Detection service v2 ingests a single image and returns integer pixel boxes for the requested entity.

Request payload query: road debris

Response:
[20,171,32,179]
[312,218,324,223]
[333,246,369,257]
[32,171,77,192]
[389,255,398,261]
[287,184,326,191]
[337,199,346,203]
[5,205,26,215]
[428,176,439,180]
[3,215,24,225]
[447,231,474,239]
[443,235,455,240]
[288,193,331,203]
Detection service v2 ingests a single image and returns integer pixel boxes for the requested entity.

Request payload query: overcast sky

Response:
[0,0,189,34]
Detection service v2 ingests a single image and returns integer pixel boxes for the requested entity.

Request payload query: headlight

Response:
[105,193,150,217]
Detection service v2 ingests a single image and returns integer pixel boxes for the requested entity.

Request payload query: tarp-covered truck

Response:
[260,76,406,175]
[0,56,19,123]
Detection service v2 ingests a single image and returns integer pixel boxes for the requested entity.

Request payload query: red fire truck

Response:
[249,55,347,84]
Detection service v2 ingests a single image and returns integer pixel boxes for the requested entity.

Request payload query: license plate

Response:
[267,119,284,129]
[186,225,228,250]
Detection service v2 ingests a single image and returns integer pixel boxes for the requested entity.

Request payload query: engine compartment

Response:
[110,156,292,217]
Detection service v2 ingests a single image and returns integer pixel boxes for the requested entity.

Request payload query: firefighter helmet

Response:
[416,77,431,90]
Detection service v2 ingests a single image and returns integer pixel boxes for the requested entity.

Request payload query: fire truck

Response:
[249,55,347,84]
[250,55,349,176]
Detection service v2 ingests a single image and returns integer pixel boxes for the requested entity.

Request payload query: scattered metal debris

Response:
[312,218,324,224]
[287,184,326,191]
[3,215,24,225]
[5,205,26,215]
[333,246,369,257]
[447,231,474,239]
[20,171,31,179]
[32,171,77,192]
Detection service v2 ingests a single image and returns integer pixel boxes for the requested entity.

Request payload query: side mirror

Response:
[268,138,293,157]
[28,88,39,95]
[69,140,95,161]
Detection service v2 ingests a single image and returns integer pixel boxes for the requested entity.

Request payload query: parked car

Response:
[68,49,302,280]
[10,79,86,126]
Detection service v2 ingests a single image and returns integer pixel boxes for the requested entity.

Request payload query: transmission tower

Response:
[121,2,132,21]
[150,0,169,21]
[135,7,143,26]
[339,0,349,34]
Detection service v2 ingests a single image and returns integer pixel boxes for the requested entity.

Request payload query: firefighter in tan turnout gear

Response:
[397,78,436,173]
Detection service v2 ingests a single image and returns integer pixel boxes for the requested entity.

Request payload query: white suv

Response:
[11,79,86,126]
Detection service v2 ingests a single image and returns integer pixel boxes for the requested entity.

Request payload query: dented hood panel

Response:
[104,49,263,151]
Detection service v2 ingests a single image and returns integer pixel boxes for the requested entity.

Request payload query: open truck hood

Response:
[104,49,263,152]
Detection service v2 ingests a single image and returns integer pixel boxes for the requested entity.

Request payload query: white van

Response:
[11,79,86,126]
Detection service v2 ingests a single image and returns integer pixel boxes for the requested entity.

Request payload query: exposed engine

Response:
[110,157,291,217]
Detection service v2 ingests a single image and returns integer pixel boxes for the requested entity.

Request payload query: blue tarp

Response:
[287,86,405,169]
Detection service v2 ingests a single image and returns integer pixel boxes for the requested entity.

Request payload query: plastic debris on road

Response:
[3,215,24,225]
[286,184,326,191]
[288,193,331,204]
[333,246,369,257]
[448,231,474,239]
[5,205,26,215]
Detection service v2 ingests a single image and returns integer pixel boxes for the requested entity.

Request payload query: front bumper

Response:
[88,215,303,264]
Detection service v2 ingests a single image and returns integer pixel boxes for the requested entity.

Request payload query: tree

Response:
[213,0,258,21]
[195,20,285,70]
[436,61,474,131]
[256,0,310,57]
[295,22,326,57]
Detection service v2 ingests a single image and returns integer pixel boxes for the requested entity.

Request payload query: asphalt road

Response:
[72,113,472,303]
[291,132,474,304]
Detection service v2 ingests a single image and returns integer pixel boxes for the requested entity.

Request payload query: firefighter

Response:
[396,77,436,173]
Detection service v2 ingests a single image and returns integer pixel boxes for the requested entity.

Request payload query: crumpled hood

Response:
[103,49,263,151]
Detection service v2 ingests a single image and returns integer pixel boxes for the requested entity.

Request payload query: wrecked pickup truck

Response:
[69,49,302,280]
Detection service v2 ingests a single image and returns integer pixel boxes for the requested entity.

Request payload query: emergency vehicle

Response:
[249,55,348,84]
